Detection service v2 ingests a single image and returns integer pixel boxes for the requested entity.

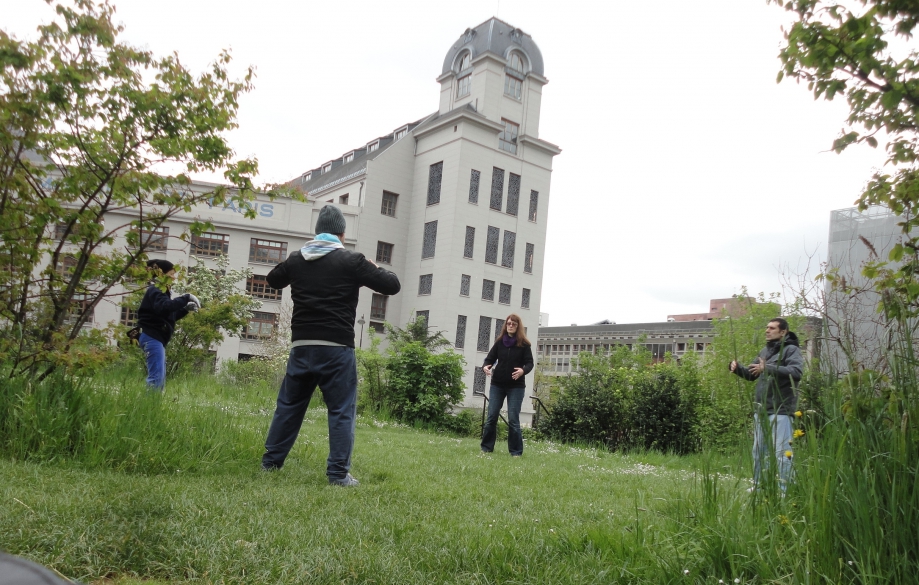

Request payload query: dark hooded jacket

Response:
[732,331,803,416]
[137,285,191,346]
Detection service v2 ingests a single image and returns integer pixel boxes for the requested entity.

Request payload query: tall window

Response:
[501,231,516,268]
[381,191,398,217]
[469,169,480,204]
[418,274,433,295]
[460,274,471,296]
[485,226,499,264]
[499,120,519,154]
[490,167,505,210]
[416,310,429,326]
[456,75,471,98]
[506,173,521,216]
[504,75,522,100]
[191,232,229,258]
[528,190,539,222]
[422,221,438,259]
[246,275,282,301]
[249,238,287,264]
[139,226,168,251]
[371,293,388,320]
[455,315,467,349]
[68,293,94,323]
[499,283,511,305]
[53,223,69,240]
[482,279,495,301]
[477,317,492,352]
[521,288,531,309]
[463,226,475,259]
[54,254,78,279]
[427,162,443,206]
[524,243,534,274]
[244,311,278,340]
[376,241,393,264]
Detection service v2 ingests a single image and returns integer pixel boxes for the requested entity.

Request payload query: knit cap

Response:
[146,259,175,274]
[315,205,347,235]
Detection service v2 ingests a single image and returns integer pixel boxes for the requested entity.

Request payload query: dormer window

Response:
[367,141,379,153]
[343,152,354,163]
[394,127,408,140]
[322,162,332,173]
[301,172,311,184]
[458,51,471,72]
[509,52,524,74]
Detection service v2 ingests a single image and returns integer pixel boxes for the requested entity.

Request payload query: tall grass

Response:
[0,367,265,473]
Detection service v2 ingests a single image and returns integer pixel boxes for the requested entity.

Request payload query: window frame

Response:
[376,241,394,265]
[248,238,288,264]
[190,232,229,258]
[381,191,398,217]
[370,293,388,320]
[246,274,282,301]
[243,311,278,340]
[498,119,519,154]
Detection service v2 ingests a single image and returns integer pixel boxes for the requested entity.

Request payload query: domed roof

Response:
[442,18,544,77]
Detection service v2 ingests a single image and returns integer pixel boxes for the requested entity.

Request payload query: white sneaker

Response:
[329,473,359,487]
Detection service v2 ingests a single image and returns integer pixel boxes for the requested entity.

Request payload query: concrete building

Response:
[826,205,907,373]
[76,18,560,409]
[667,296,773,322]
[537,321,715,374]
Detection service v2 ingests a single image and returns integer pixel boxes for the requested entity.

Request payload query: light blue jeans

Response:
[752,413,794,490]
[139,332,166,391]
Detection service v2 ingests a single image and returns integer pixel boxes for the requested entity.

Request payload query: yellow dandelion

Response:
[793,429,805,439]
[785,450,793,458]
[778,514,789,525]
[794,410,803,418]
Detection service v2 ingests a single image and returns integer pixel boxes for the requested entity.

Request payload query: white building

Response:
[85,18,560,409]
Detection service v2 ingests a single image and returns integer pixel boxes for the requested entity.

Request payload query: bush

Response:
[440,409,480,437]
[385,342,466,426]
[540,346,701,454]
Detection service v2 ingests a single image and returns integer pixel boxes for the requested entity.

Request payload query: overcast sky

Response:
[3,0,889,325]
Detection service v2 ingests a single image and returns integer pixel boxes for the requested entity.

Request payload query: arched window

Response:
[458,51,471,72]
[508,52,524,74]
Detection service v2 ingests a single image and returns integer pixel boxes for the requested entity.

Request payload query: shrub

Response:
[385,342,466,426]
[540,346,702,454]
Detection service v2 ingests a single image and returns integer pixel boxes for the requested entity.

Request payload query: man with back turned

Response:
[730,317,803,492]
[261,205,401,486]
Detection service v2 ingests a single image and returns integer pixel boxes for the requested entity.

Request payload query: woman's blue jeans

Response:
[481,384,525,455]
[139,332,166,391]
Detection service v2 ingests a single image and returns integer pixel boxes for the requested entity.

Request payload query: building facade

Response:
[75,18,560,410]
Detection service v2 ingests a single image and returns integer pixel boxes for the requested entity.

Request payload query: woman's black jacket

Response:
[483,338,535,388]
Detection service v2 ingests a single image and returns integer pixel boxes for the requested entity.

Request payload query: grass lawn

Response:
[0,381,754,584]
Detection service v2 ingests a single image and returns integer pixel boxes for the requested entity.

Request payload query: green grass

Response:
[1,370,915,584]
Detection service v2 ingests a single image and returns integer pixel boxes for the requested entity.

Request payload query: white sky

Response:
[3,0,889,325]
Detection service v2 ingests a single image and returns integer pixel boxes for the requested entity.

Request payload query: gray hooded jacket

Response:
[732,331,803,416]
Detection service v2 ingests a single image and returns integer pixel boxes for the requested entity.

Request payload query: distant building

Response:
[538,312,549,327]
[537,320,715,374]
[667,296,774,322]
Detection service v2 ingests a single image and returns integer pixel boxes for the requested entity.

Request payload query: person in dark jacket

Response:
[261,205,401,486]
[136,259,201,390]
[481,313,535,456]
[730,317,803,492]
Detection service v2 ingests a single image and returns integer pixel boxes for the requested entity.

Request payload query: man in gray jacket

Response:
[730,318,803,492]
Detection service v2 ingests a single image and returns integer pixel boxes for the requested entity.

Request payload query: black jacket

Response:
[137,285,191,346]
[731,331,803,416]
[267,248,400,347]
[483,337,535,388]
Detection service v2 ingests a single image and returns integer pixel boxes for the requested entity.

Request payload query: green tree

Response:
[0,0,264,379]
[385,314,451,351]
[772,0,919,319]
[384,342,466,426]
[165,255,261,375]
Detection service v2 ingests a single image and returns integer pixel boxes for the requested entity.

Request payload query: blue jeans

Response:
[262,345,358,480]
[753,413,794,490]
[139,333,166,391]
[481,384,525,455]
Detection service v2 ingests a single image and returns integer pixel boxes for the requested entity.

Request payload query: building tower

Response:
[294,18,561,408]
